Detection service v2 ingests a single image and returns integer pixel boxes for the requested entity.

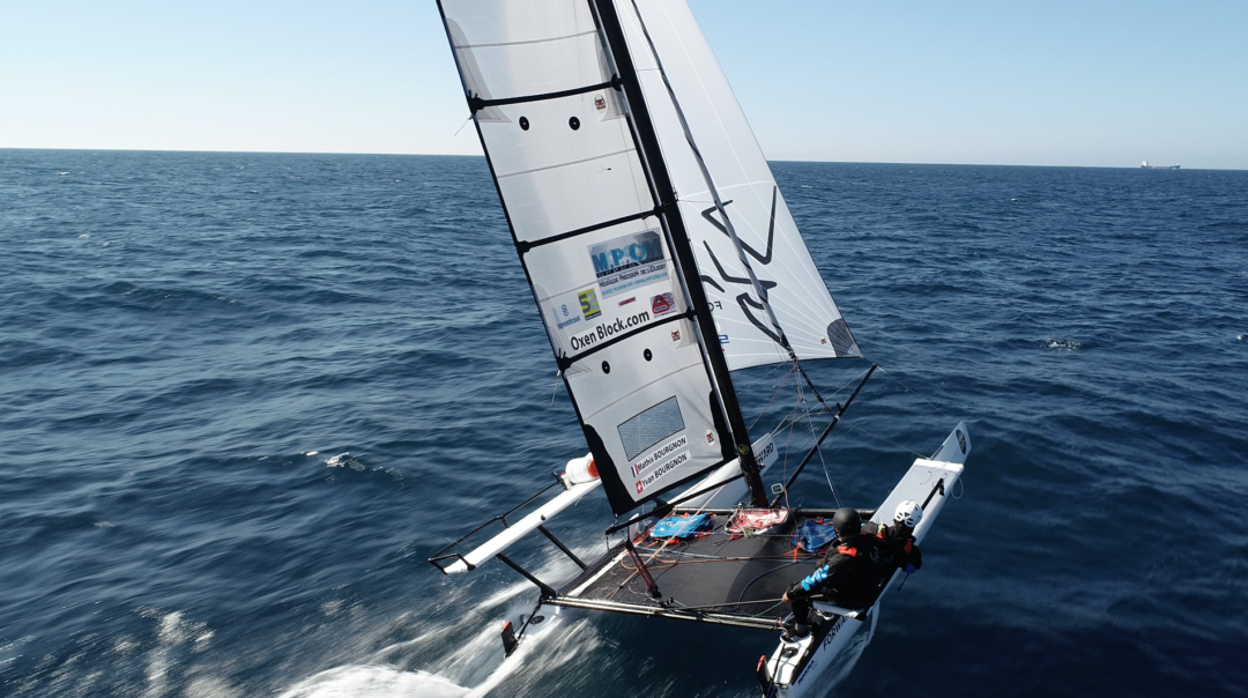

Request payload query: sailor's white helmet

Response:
[894,500,923,528]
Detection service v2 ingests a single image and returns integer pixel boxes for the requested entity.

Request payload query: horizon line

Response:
[1,146,1232,171]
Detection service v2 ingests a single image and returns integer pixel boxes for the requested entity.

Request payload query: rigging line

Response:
[776,415,798,508]
[797,376,844,508]
[819,430,843,509]
[453,114,473,136]
[748,365,798,431]
[874,365,957,421]
[769,368,808,506]
[778,363,878,507]
[622,0,830,412]
[951,476,965,499]
[840,421,928,461]
[795,367,874,423]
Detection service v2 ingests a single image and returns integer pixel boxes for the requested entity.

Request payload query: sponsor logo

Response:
[651,292,673,314]
[698,195,787,347]
[820,337,827,344]
[719,334,729,344]
[635,481,644,493]
[618,296,636,306]
[755,438,775,464]
[671,330,681,342]
[595,95,607,111]
[589,231,669,298]
[578,288,602,320]
[705,430,715,445]
[555,303,581,330]
[568,310,652,351]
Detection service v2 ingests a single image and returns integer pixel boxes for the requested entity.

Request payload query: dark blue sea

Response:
[3,150,1246,698]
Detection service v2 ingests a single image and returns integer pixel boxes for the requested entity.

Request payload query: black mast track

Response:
[590,0,766,507]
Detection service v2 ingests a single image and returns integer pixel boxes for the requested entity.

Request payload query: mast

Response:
[591,0,766,505]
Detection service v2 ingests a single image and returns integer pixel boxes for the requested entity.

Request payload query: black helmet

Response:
[832,507,861,538]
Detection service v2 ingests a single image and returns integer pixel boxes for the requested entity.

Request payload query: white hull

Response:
[763,608,875,698]
[760,422,969,696]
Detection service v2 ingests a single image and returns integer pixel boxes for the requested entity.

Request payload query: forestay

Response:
[438,0,747,515]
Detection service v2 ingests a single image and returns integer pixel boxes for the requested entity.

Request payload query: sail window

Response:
[618,396,685,461]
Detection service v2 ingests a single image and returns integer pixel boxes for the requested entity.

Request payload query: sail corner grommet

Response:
[569,116,580,130]
[519,116,530,131]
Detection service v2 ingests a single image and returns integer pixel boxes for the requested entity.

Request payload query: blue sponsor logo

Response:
[555,303,581,330]
[590,231,664,277]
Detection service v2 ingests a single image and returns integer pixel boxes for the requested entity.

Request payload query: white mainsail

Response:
[439,0,749,515]
[438,0,859,515]
[617,0,860,369]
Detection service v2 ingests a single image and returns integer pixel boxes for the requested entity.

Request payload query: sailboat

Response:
[428,1,970,695]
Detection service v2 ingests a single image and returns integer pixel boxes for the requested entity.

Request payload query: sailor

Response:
[781,507,882,640]
[877,500,923,575]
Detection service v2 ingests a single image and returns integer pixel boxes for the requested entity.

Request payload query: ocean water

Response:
[2,150,1246,698]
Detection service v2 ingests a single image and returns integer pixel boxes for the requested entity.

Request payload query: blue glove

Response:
[904,563,918,574]
[801,565,829,591]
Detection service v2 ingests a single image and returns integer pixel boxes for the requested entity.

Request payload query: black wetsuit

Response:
[876,523,922,574]
[786,533,884,626]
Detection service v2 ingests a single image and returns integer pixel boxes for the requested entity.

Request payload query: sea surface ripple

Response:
[2,150,1246,697]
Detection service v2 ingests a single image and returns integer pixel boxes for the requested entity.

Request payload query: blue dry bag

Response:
[790,519,838,552]
[650,513,713,539]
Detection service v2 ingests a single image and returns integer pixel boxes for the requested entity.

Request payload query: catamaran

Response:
[428,1,970,695]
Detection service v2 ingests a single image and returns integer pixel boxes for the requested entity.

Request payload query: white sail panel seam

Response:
[676,180,778,202]
[495,148,636,179]
[647,3,754,182]
[452,29,598,51]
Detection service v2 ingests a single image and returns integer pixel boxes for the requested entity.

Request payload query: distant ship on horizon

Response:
[1141,161,1180,170]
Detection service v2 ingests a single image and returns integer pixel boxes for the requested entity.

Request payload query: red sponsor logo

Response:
[595,96,607,111]
[671,330,681,342]
[618,296,636,306]
[651,292,673,314]
[635,481,644,493]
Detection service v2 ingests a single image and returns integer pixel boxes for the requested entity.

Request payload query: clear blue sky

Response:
[2,0,1245,168]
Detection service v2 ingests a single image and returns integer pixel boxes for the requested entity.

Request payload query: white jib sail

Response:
[618,0,860,370]
[439,0,745,515]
